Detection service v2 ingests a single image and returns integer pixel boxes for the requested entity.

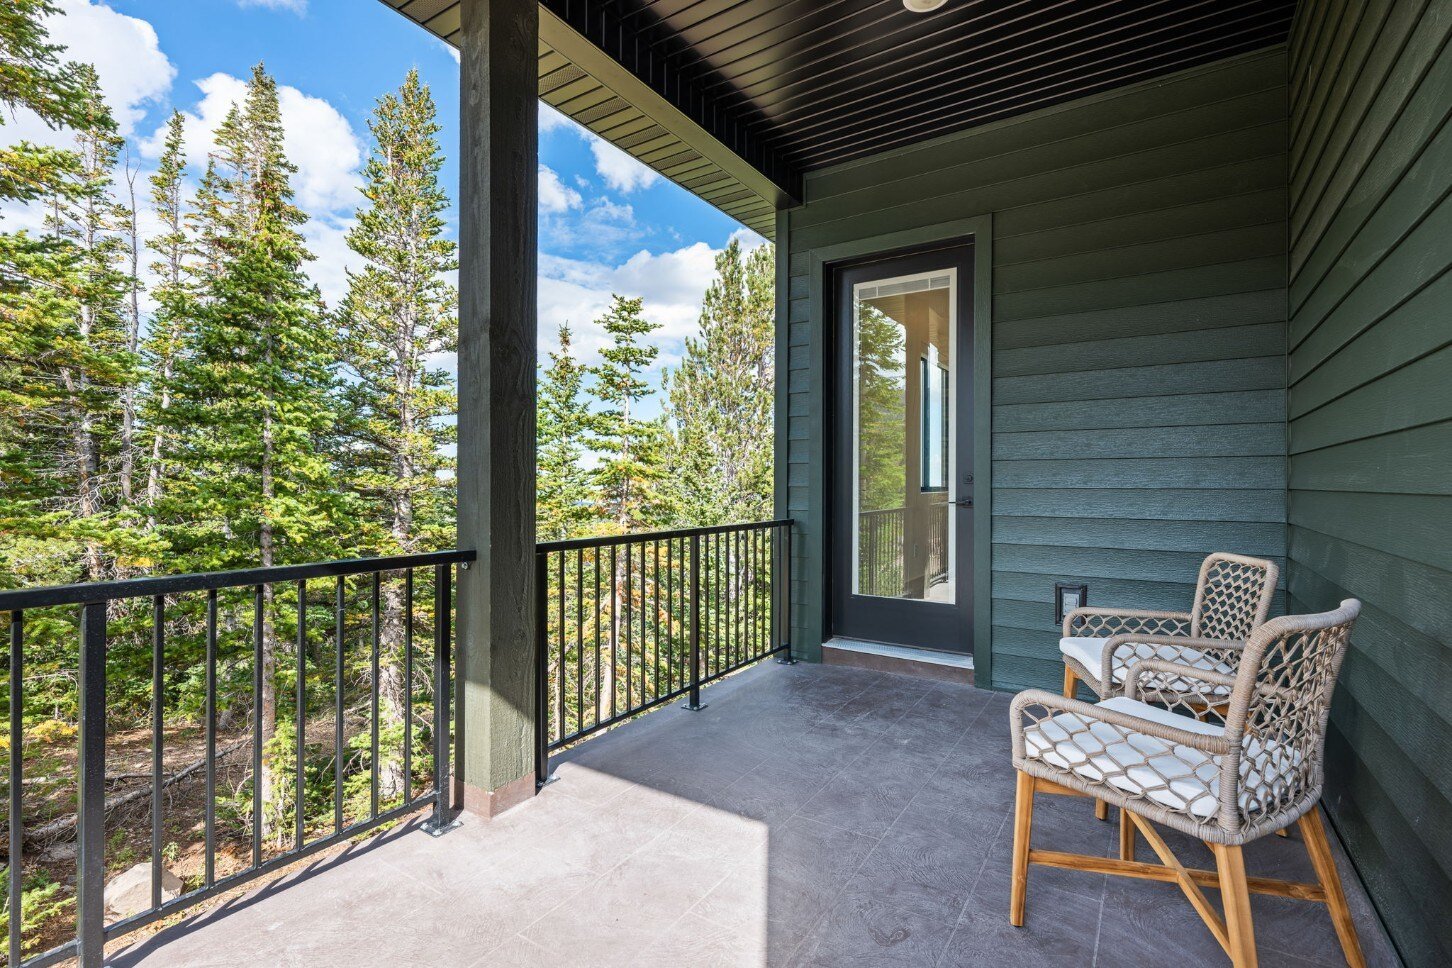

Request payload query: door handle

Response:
[953,498,974,508]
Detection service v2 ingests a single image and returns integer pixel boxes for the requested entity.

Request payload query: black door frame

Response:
[827,240,976,654]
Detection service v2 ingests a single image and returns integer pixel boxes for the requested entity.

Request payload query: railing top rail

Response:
[536,518,793,554]
[0,549,477,612]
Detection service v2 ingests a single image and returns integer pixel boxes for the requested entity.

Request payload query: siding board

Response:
[1288,3,1452,961]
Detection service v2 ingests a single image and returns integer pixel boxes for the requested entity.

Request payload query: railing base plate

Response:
[422,817,462,838]
[776,656,798,665]
[681,702,708,712]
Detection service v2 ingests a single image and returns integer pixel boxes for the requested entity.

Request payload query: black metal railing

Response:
[534,520,792,780]
[0,550,471,968]
[859,506,905,597]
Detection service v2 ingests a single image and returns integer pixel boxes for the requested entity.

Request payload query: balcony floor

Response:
[113,663,1398,967]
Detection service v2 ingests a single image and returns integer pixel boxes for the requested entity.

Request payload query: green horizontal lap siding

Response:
[781,49,1289,686]
[1288,2,1452,964]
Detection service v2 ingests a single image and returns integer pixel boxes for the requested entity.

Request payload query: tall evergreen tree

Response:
[139,111,190,534]
[166,64,341,835]
[536,323,594,542]
[337,69,456,799]
[591,294,669,532]
[665,239,774,526]
[0,0,91,590]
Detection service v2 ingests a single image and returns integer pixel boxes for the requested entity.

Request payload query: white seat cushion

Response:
[1022,697,1296,820]
[1059,636,1236,692]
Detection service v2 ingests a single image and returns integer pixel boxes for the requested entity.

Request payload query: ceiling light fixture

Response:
[903,0,948,11]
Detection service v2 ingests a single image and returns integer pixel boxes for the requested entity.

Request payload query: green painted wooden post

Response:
[455,0,540,818]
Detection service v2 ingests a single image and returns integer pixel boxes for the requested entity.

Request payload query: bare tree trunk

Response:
[259,393,279,840]
[119,154,142,507]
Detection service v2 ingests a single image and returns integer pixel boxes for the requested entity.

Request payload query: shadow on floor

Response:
[112,663,1400,967]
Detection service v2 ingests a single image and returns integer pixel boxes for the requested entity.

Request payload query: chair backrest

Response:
[1189,553,1279,640]
[1220,599,1361,837]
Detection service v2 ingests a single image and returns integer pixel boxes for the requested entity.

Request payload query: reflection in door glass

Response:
[853,271,954,602]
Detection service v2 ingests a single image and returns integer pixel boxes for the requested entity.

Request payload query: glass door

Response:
[832,244,974,653]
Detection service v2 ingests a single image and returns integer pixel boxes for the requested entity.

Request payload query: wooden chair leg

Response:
[1095,797,1109,821]
[1062,665,1077,698]
[1298,808,1365,968]
[1211,842,1257,968]
[1118,807,1135,861]
[1010,771,1035,927]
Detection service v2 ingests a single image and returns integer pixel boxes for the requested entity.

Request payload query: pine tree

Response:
[665,239,774,526]
[536,323,594,541]
[337,69,456,800]
[166,64,342,836]
[139,111,190,534]
[591,294,670,532]
[0,0,96,589]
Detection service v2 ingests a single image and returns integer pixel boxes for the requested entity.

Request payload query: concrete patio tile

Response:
[111,663,1398,968]
[939,876,1105,968]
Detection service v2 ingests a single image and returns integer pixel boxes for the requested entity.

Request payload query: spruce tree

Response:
[665,239,774,526]
[337,69,456,800]
[591,294,670,532]
[166,64,342,836]
[139,112,190,533]
[536,323,594,541]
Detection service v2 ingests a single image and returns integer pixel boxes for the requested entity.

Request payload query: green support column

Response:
[455,0,538,817]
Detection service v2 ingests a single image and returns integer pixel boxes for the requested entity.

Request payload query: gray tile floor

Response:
[112,663,1399,967]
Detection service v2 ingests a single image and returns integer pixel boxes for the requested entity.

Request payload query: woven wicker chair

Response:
[1060,552,1279,703]
[1009,600,1365,968]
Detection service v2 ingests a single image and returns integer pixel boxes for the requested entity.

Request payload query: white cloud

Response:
[589,136,659,194]
[142,72,363,214]
[539,103,572,133]
[538,165,581,213]
[4,0,175,145]
[537,241,723,373]
[301,216,362,309]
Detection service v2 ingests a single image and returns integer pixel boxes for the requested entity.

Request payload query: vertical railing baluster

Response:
[333,577,344,834]
[609,545,617,721]
[76,602,107,968]
[666,539,675,692]
[296,579,307,849]
[685,534,703,711]
[370,573,380,819]
[557,550,565,746]
[431,563,452,826]
[9,610,24,967]
[593,550,601,731]
[404,569,413,803]
[204,590,217,889]
[533,552,548,789]
[644,545,650,705]
[150,595,164,906]
[575,549,584,738]
[252,585,264,866]
[625,541,633,714]
[653,540,661,700]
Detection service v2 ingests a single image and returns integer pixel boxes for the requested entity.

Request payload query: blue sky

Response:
[11,0,764,418]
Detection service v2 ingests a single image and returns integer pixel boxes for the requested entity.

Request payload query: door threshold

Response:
[822,637,973,685]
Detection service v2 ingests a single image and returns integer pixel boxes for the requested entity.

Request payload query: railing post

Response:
[425,563,454,834]
[76,601,107,968]
[776,522,796,664]
[683,533,705,711]
[534,551,551,788]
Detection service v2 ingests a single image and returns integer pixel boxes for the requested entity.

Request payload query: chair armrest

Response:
[1123,658,1240,722]
[1100,634,1246,697]
[1062,606,1191,640]
[1010,688,1232,762]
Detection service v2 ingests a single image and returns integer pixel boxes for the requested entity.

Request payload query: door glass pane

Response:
[853,270,955,602]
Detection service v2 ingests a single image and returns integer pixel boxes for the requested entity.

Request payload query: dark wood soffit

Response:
[380,0,785,239]
[380,1,1295,224]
